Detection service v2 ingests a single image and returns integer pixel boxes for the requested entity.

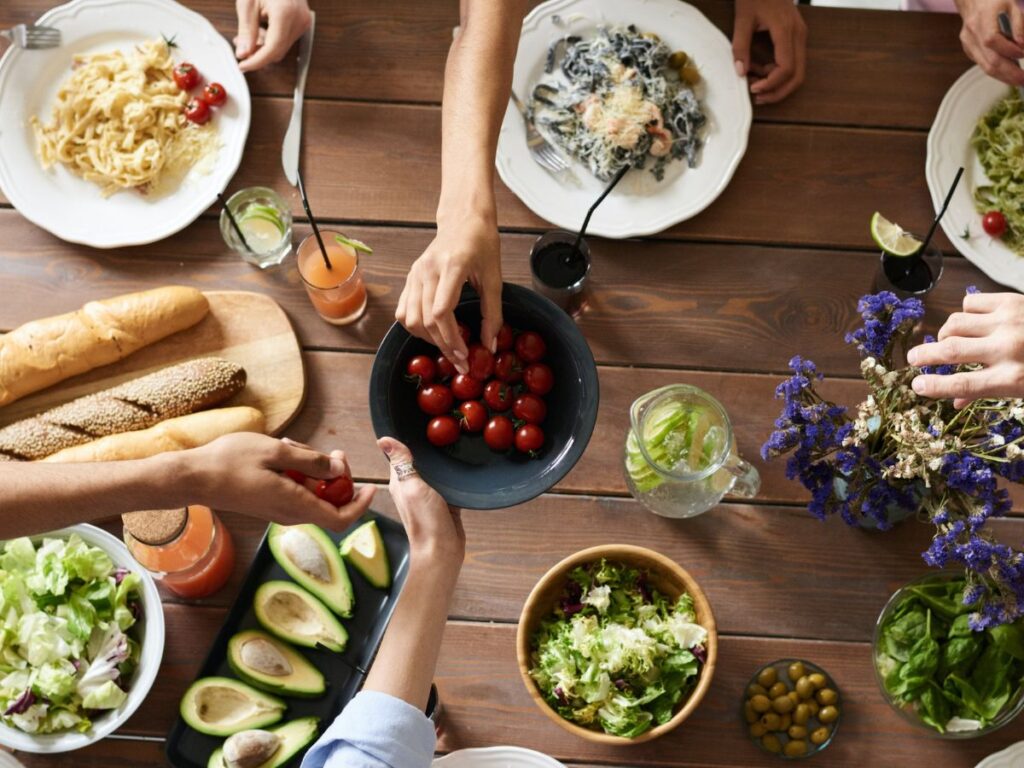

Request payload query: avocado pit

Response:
[223,729,281,768]
[240,637,292,677]
[280,528,331,582]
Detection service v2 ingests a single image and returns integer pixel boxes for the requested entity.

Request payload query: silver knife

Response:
[282,11,315,186]
[997,12,1024,100]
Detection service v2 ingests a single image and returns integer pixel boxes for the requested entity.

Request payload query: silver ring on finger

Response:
[394,461,418,481]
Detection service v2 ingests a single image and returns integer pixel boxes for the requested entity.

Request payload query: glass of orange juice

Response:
[297,229,369,325]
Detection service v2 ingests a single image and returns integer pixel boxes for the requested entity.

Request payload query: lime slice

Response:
[238,212,285,236]
[871,212,922,258]
[335,234,373,254]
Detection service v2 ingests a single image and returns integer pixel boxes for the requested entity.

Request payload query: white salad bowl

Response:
[0,524,165,753]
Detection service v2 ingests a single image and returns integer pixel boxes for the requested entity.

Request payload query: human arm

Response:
[1,432,374,537]
[953,0,1024,87]
[234,0,312,73]
[907,292,1024,406]
[732,0,807,105]
[396,0,527,369]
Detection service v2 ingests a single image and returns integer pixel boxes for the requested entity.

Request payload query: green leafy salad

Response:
[0,534,143,734]
[973,88,1024,256]
[529,559,707,738]
[875,578,1024,733]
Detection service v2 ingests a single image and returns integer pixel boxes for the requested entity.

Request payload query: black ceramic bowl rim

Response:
[369,283,599,510]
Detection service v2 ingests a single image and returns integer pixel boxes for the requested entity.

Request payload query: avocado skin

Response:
[253,580,349,653]
[226,630,326,698]
[180,676,285,737]
[339,520,392,590]
[267,524,355,617]
[206,716,321,768]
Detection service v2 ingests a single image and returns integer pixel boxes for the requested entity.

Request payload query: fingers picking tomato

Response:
[427,415,461,446]
[283,469,307,485]
[515,331,546,364]
[184,97,210,124]
[983,211,1008,239]
[417,384,454,416]
[435,355,457,381]
[172,62,200,90]
[494,351,523,383]
[523,362,554,396]
[515,423,545,455]
[201,82,227,107]
[513,393,547,425]
[405,355,436,387]
[483,380,514,411]
[495,323,514,352]
[484,415,515,452]
[451,373,484,401]
[458,400,488,433]
[467,343,495,381]
[315,475,354,506]
[456,322,472,346]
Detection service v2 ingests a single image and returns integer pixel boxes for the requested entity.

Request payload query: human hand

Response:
[732,0,807,105]
[377,436,465,573]
[175,432,375,530]
[395,214,503,373]
[908,292,1024,407]
[235,0,312,73]
[954,0,1024,86]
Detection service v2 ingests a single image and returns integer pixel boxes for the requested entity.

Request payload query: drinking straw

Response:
[295,169,332,271]
[918,166,964,256]
[217,192,253,254]
[570,162,631,259]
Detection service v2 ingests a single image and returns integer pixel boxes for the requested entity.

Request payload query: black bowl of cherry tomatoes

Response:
[369,283,599,510]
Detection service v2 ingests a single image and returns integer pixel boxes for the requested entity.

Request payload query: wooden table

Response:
[2,1,1023,765]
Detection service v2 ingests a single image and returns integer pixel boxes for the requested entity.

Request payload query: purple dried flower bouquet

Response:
[763,291,1024,630]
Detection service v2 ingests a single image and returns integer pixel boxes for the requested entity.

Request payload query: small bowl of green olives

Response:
[742,658,841,759]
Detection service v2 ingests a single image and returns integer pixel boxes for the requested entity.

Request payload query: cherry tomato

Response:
[513,393,547,425]
[417,384,454,416]
[451,373,483,401]
[483,380,515,412]
[201,82,227,107]
[315,475,354,506]
[467,343,495,381]
[184,97,210,124]
[284,469,307,485]
[983,211,1008,239]
[457,322,472,346]
[405,355,436,387]
[172,62,200,90]
[515,423,545,455]
[495,323,514,352]
[457,400,488,433]
[523,363,554,396]
[427,415,460,447]
[484,415,515,451]
[515,331,547,363]
[494,351,523,383]
[435,355,456,381]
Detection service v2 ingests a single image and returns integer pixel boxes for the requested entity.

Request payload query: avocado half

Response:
[207,716,320,768]
[253,580,348,653]
[180,677,285,737]
[268,523,354,617]
[227,629,326,698]
[339,520,391,589]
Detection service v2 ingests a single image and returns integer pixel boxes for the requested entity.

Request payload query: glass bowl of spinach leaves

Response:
[873,572,1024,738]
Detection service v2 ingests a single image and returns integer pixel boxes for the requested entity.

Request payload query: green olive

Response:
[810,726,830,745]
[808,672,827,690]
[816,688,838,706]
[772,695,795,714]
[793,703,811,725]
[788,691,801,706]
[757,667,778,689]
[761,734,782,754]
[778,713,792,731]
[751,694,771,713]
[788,725,808,740]
[795,676,815,699]
[818,705,839,724]
[760,712,781,730]
[807,699,820,716]
[668,51,689,69]
[788,661,807,681]
[747,683,768,698]
[749,722,768,738]
[744,701,758,724]
[768,682,788,699]
[679,64,700,86]
[784,740,808,758]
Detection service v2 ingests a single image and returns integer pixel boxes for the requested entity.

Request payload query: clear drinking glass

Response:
[219,186,293,269]
[624,385,760,518]
[873,245,944,299]
[529,230,591,315]
[296,230,369,326]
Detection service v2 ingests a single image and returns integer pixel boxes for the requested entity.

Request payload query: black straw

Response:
[919,166,964,256]
[571,163,631,258]
[218,192,253,254]
[296,169,332,271]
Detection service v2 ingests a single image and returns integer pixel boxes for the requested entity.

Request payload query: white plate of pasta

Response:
[496,0,751,239]
[0,0,250,248]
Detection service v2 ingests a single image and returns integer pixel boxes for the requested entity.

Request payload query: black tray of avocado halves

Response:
[165,512,409,768]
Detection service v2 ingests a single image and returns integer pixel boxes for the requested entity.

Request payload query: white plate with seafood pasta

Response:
[0,0,250,248]
[497,0,751,239]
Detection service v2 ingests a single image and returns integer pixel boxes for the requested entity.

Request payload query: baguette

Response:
[0,358,246,461]
[42,406,265,463]
[0,286,209,407]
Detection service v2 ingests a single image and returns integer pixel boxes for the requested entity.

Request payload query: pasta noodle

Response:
[31,38,217,197]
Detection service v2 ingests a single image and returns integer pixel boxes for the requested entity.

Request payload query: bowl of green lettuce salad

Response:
[873,572,1024,739]
[517,545,716,744]
[0,525,164,753]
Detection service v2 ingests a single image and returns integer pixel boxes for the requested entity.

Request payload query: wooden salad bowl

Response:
[516,544,718,745]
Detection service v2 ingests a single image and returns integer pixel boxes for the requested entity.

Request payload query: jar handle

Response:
[723,454,761,499]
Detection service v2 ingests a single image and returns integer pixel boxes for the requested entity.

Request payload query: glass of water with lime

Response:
[220,186,293,268]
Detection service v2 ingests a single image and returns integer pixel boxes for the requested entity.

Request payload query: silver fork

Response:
[0,24,61,49]
[510,91,568,173]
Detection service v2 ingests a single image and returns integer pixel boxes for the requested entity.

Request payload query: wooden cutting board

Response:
[0,290,305,436]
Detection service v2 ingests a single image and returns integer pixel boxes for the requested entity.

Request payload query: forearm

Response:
[362,553,461,710]
[437,0,525,224]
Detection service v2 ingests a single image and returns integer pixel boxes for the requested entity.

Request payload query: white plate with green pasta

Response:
[927,66,1024,291]
[496,0,751,239]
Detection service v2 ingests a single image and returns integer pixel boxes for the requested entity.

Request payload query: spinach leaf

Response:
[948,673,1009,722]
[883,607,928,662]
[942,635,983,677]
[949,614,974,639]
[918,682,951,732]
[909,583,965,622]
[989,622,1024,662]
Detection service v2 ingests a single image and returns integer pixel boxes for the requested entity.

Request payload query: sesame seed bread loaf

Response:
[42,406,265,463]
[0,286,209,408]
[0,358,246,460]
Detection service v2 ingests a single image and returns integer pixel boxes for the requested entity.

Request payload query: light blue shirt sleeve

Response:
[300,690,436,768]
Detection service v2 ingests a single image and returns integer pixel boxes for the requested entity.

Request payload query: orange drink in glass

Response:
[297,230,368,325]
